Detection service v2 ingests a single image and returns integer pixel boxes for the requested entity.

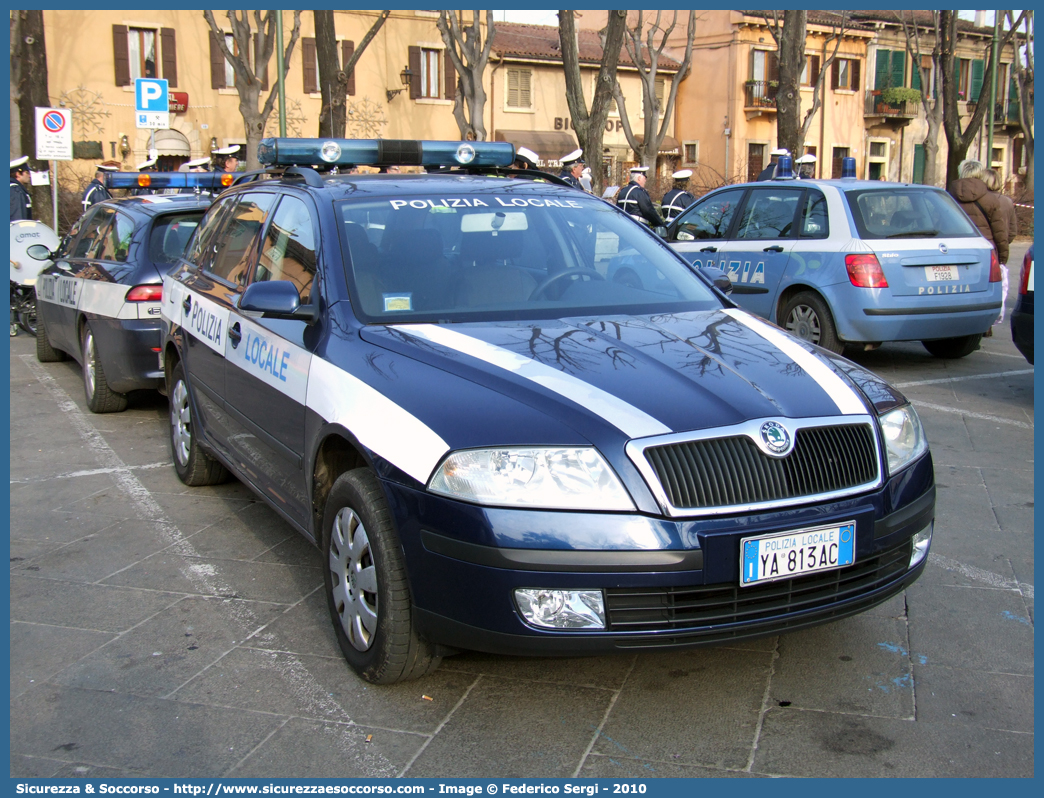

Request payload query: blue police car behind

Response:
[163,138,936,684]
[31,182,225,412]
[667,156,1002,358]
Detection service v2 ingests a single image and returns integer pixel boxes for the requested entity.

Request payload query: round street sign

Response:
[42,111,66,133]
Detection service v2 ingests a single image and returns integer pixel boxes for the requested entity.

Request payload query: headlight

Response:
[879,404,928,474]
[428,447,635,511]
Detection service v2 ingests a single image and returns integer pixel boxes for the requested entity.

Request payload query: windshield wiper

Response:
[886,229,939,238]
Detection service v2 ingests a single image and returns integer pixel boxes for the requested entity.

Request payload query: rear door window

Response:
[253,195,318,304]
[94,209,135,262]
[674,189,746,241]
[70,207,115,258]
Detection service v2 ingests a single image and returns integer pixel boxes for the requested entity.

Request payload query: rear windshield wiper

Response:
[886,229,939,238]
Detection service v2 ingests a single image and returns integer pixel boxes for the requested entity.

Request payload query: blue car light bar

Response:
[105,172,236,190]
[841,156,857,179]
[257,138,516,168]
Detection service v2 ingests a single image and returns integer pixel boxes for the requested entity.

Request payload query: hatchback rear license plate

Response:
[740,521,855,586]
[925,265,958,282]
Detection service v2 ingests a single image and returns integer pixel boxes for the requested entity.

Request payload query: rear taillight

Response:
[1018,251,1034,295]
[845,254,888,288]
[125,284,163,302]
[988,249,1002,282]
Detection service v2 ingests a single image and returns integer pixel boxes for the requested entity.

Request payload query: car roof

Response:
[231,172,578,201]
[96,194,214,218]
[758,178,945,192]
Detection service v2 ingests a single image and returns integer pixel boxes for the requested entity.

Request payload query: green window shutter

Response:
[891,50,906,89]
[875,48,892,89]
[912,57,921,91]
[1008,76,1020,118]
[970,59,984,101]
[913,144,925,185]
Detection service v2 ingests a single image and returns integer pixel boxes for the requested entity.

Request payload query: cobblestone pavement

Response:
[9,243,1033,777]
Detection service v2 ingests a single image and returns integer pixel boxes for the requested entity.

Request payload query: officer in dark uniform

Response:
[176,157,212,195]
[81,164,116,213]
[558,149,585,189]
[616,166,665,228]
[212,144,241,173]
[660,169,695,223]
[10,156,32,221]
[130,158,158,196]
[756,148,789,181]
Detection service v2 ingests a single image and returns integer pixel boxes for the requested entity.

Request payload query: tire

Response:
[19,305,36,336]
[781,291,844,354]
[169,361,228,486]
[35,308,68,363]
[323,468,441,684]
[922,333,982,359]
[82,322,128,413]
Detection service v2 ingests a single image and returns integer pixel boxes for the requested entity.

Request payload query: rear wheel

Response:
[169,361,228,486]
[781,291,844,354]
[922,334,983,359]
[323,468,441,684]
[35,308,67,362]
[82,322,128,413]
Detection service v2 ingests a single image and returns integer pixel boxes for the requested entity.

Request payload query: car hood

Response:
[362,309,873,450]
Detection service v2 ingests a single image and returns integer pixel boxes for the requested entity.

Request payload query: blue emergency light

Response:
[105,172,236,190]
[257,137,516,169]
[774,155,795,179]
[841,157,857,179]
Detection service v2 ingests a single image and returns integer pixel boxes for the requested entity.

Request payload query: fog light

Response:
[910,522,933,568]
[515,589,605,630]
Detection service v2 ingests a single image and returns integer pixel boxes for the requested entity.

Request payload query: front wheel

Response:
[169,361,228,486]
[323,468,441,684]
[922,334,982,359]
[82,322,128,413]
[780,291,844,354]
[35,308,67,362]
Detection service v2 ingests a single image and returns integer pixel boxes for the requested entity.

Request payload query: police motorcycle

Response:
[10,219,60,335]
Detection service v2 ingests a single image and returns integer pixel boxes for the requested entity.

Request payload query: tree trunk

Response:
[15,11,53,226]
[314,10,346,138]
[437,11,494,141]
[774,11,807,157]
[559,10,627,194]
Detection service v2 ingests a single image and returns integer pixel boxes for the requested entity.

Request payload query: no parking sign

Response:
[35,107,72,160]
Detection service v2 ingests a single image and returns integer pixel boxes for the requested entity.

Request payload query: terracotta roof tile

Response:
[491,22,680,70]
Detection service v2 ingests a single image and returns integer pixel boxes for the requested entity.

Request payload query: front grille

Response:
[645,423,877,510]
[606,539,912,634]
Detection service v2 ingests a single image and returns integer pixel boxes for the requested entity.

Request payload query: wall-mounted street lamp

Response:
[119,134,131,159]
[387,66,413,102]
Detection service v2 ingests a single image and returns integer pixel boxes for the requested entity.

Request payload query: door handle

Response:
[763,245,785,253]
[228,322,242,348]
[182,295,191,314]
[700,246,718,253]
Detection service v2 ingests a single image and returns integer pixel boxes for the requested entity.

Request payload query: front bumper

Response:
[384,453,935,656]
[88,316,165,393]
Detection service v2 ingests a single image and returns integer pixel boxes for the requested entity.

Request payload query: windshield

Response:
[338,188,722,323]
[846,188,979,240]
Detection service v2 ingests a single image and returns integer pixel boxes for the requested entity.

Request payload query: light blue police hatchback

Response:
[162,139,936,684]
[667,158,1002,358]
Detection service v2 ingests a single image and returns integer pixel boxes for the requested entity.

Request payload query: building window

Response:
[874,48,906,90]
[800,55,821,87]
[128,28,157,80]
[683,140,699,166]
[957,58,985,101]
[507,68,532,109]
[419,48,440,98]
[911,54,933,93]
[831,146,851,179]
[224,34,238,89]
[832,58,860,91]
[747,142,767,183]
[867,139,889,180]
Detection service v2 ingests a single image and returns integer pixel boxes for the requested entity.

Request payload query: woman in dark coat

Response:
[947,159,1009,265]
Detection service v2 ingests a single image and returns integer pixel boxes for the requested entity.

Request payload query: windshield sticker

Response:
[388,197,583,211]
[384,293,413,312]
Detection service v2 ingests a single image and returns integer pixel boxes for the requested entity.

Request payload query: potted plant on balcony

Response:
[879,86,921,112]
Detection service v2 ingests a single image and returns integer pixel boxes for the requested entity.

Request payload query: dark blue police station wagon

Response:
[162,138,936,684]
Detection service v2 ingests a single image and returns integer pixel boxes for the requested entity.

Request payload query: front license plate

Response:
[740,521,855,586]
[925,265,958,282]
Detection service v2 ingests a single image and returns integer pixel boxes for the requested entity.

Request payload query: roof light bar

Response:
[774,155,795,180]
[257,137,516,168]
[841,157,857,179]
[105,172,235,190]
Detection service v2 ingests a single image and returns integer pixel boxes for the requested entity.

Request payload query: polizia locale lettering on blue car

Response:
[161,138,936,684]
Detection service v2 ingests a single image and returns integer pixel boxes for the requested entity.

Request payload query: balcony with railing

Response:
[864,90,918,123]
[744,80,777,110]
[994,99,1023,127]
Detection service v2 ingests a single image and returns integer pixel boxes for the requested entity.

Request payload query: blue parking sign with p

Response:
[135,78,168,112]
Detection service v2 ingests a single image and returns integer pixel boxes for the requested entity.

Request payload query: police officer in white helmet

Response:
[81,164,117,213]
[794,153,817,179]
[558,149,585,189]
[616,166,664,227]
[660,169,695,222]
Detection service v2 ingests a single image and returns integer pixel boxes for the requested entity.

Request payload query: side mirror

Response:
[700,266,733,296]
[26,244,53,261]
[653,226,668,240]
[239,280,317,323]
